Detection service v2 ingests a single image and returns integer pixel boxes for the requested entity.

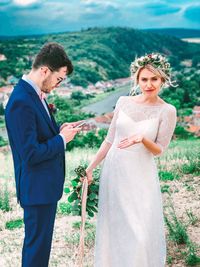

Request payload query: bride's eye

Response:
[141,78,147,82]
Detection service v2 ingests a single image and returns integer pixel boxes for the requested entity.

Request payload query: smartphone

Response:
[74,121,87,128]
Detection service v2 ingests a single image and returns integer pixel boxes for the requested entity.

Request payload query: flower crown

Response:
[130,53,171,77]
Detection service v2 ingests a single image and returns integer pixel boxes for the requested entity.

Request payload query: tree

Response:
[70,91,86,104]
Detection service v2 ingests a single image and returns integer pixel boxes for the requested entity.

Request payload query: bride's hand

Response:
[118,134,144,149]
[80,169,93,185]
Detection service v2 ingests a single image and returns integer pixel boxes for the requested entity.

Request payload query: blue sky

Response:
[0,0,199,36]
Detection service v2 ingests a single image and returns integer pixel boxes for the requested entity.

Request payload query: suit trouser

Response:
[21,203,57,267]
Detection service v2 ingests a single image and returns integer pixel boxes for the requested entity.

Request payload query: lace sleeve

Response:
[155,105,177,156]
[105,97,123,144]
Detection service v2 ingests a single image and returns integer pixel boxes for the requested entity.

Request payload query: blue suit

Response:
[5,79,65,267]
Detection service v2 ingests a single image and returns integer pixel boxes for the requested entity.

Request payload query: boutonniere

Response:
[48,103,57,114]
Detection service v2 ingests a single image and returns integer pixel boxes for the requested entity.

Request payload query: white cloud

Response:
[13,0,39,6]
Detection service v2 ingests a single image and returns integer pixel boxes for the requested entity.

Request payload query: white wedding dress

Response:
[94,96,177,267]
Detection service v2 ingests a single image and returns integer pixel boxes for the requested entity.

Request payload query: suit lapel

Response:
[31,95,58,134]
[18,79,58,135]
[44,99,59,132]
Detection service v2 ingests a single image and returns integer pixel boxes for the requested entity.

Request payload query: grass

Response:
[186,209,198,226]
[164,196,200,266]
[5,219,23,230]
[161,184,171,194]
[0,138,199,266]
[157,139,200,182]
[72,221,95,230]
[159,170,179,181]
[164,207,189,245]
[185,242,200,266]
[0,185,11,212]
[57,202,72,215]
[181,161,200,175]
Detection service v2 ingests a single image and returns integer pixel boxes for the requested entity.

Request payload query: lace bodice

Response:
[105,96,177,155]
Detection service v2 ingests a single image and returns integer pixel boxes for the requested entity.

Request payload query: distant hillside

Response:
[0,27,200,87]
[144,28,200,38]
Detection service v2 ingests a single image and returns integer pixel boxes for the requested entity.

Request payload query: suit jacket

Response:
[5,79,65,206]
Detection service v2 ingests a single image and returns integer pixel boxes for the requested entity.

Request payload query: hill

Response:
[0,27,200,88]
[143,28,200,38]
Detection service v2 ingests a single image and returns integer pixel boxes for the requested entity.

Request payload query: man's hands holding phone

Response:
[60,121,86,143]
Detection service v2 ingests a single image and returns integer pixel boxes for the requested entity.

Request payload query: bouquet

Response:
[64,165,100,217]
[65,165,100,266]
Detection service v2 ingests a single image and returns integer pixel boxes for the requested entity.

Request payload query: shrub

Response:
[174,126,194,139]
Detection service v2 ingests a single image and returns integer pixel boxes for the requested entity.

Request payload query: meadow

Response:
[0,139,199,267]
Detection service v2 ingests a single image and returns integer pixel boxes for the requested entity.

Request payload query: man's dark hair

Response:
[32,42,73,74]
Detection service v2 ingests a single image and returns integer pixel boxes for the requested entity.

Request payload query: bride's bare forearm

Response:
[87,140,112,171]
[142,137,162,155]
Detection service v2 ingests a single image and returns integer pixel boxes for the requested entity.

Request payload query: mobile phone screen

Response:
[75,121,86,128]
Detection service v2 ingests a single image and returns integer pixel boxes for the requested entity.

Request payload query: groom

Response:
[5,42,80,267]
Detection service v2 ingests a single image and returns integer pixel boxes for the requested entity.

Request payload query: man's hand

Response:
[60,121,84,131]
[60,125,81,143]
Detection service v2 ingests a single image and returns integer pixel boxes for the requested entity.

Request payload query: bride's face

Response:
[138,68,162,97]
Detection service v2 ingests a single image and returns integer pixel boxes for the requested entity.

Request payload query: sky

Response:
[0,0,199,36]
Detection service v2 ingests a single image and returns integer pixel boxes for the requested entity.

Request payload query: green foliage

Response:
[185,209,198,226]
[178,108,193,116]
[160,194,200,265]
[65,228,95,247]
[65,165,100,218]
[5,219,23,230]
[66,129,108,151]
[0,116,5,125]
[0,136,7,147]
[0,104,4,115]
[49,95,94,126]
[161,70,200,109]
[0,185,11,212]
[160,184,171,194]
[159,170,179,181]
[164,205,189,245]
[57,202,72,215]
[72,221,95,230]
[1,27,200,93]
[70,90,86,104]
[185,242,200,266]
[181,160,200,175]
[174,126,194,139]
[167,256,173,265]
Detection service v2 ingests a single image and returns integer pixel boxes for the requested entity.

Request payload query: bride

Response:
[85,53,177,267]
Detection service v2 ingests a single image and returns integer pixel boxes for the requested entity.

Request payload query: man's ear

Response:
[40,66,49,77]
[40,66,50,75]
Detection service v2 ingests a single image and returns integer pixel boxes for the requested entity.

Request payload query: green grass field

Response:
[0,139,199,266]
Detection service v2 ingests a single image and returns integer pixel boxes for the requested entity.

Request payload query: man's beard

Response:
[41,77,52,93]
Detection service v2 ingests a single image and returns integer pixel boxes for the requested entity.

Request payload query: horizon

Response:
[0,27,200,39]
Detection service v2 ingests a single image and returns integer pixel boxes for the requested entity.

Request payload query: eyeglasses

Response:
[48,67,65,85]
